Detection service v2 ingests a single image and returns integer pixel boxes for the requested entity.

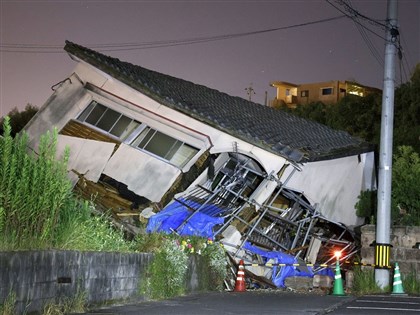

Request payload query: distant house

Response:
[24,41,375,229]
[270,80,381,108]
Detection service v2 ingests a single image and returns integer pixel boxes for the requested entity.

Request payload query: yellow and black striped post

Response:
[374,243,392,269]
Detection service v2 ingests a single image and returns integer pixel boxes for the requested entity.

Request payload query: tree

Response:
[293,101,329,125]
[0,104,38,137]
[328,93,382,146]
[284,64,420,154]
[391,146,420,225]
[393,64,420,153]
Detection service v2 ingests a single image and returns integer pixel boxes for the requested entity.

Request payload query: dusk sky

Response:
[0,0,419,117]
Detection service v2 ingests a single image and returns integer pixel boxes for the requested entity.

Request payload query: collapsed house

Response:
[24,41,376,287]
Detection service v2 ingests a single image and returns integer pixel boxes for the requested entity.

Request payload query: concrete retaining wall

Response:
[0,250,207,314]
[361,225,420,277]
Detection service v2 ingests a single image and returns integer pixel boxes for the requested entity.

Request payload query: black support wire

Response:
[325,0,388,41]
[347,0,384,68]
[0,15,347,53]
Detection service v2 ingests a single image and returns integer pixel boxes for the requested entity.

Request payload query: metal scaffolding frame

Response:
[172,152,358,279]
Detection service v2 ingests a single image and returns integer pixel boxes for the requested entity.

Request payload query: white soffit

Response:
[57,135,116,182]
[103,144,181,202]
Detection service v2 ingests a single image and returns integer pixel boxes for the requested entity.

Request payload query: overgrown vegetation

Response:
[0,116,133,251]
[41,289,86,315]
[351,267,420,296]
[355,146,420,225]
[139,234,227,299]
[351,267,383,295]
[403,269,420,295]
[0,117,228,311]
[0,291,16,315]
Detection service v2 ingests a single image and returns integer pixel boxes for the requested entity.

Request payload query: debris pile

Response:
[146,152,358,289]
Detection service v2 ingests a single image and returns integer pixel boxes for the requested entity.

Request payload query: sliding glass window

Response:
[78,101,199,168]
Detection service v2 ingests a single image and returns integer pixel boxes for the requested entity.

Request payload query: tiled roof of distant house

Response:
[64,41,373,163]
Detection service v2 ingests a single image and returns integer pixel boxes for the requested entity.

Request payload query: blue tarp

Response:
[146,199,224,238]
[243,242,308,287]
[147,199,334,287]
[243,242,333,287]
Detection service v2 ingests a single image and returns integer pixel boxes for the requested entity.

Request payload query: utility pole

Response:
[245,83,255,102]
[375,0,398,289]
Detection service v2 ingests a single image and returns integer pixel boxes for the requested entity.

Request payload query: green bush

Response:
[0,117,132,251]
[391,146,420,225]
[355,145,420,226]
[355,190,376,224]
[139,234,227,299]
[0,116,72,248]
[141,236,189,299]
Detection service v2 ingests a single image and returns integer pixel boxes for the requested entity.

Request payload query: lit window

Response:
[300,90,309,97]
[321,87,333,95]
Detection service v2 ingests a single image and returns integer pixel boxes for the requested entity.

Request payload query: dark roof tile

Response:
[64,41,373,163]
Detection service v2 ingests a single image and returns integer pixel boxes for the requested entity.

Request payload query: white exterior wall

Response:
[25,60,287,203]
[284,152,376,227]
[25,58,376,220]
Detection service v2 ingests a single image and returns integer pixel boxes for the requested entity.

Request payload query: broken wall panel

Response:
[60,119,121,147]
[103,143,181,202]
[56,135,116,183]
[282,153,375,227]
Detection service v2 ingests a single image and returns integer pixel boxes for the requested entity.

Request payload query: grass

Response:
[0,119,229,307]
[0,117,134,252]
[0,290,86,315]
[403,269,420,295]
[350,266,420,295]
[351,267,384,295]
[0,291,16,315]
[42,289,86,315]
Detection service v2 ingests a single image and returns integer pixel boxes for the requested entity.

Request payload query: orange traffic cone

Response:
[234,259,246,292]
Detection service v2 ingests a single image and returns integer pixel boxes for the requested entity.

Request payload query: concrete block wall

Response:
[0,251,153,314]
[361,225,420,277]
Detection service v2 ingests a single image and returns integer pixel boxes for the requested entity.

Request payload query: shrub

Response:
[141,236,189,299]
[0,117,132,251]
[391,146,420,225]
[139,234,227,299]
[0,117,73,248]
[355,145,420,226]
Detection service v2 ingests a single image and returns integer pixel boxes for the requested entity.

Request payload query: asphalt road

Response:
[76,291,420,315]
[78,290,352,315]
[329,294,420,314]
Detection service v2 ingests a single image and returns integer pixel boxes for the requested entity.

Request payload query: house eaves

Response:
[64,41,373,163]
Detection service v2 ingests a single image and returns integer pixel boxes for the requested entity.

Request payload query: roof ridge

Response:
[63,41,373,162]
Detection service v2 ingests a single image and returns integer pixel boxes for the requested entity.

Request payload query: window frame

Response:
[77,100,200,169]
[320,87,334,96]
[300,90,309,97]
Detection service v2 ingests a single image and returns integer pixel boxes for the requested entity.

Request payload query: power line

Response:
[325,0,388,41]
[0,15,347,53]
[335,0,387,29]
[346,0,384,68]
[399,29,415,75]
